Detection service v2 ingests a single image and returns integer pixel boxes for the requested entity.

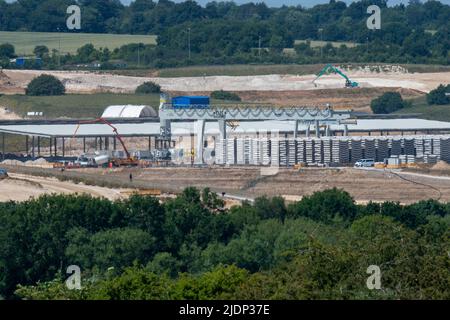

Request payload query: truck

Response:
[75,153,110,167]
[0,168,8,179]
[74,118,140,167]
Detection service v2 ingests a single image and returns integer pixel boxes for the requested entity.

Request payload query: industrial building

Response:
[2,95,450,165]
[2,117,450,165]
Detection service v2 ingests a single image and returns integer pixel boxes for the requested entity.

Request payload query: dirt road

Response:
[0,173,124,202]
[4,165,450,204]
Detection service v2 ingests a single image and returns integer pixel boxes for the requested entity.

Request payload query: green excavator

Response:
[312,64,359,88]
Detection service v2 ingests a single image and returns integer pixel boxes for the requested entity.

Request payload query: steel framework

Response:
[159,103,355,164]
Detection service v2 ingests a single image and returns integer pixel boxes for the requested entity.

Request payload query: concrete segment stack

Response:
[363,139,376,159]
[226,138,236,165]
[376,139,389,162]
[350,139,362,163]
[214,135,450,167]
[236,138,245,165]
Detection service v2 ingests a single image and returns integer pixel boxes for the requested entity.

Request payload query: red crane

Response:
[73,117,139,166]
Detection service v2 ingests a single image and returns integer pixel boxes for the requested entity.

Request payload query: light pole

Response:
[188,27,191,60]
[137,45,140,67]
[258,35,262,59]
[318,28,323,59]
[366,36,369,55]
[57,27,61,68]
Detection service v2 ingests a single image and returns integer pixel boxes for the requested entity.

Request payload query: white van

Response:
[354,159,375,167]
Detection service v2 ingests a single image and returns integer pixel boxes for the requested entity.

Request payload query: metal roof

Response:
[1,118,450,138]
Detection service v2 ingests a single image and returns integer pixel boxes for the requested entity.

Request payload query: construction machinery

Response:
[73,117,140,167]
[226,120,240,131]
[313,64,359,88]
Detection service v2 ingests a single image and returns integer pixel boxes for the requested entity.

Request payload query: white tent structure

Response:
[102,105,157,118]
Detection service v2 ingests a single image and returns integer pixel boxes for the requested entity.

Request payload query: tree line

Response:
[0,0,449,67]
[0,187,448,300]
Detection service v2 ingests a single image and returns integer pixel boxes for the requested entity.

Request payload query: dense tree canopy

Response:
[0,1,449,68]
[1,187,449,300]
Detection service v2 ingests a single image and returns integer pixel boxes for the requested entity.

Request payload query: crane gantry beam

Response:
[159,104,352,122]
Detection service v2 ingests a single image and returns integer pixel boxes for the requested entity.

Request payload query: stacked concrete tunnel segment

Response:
[214,135,450,166]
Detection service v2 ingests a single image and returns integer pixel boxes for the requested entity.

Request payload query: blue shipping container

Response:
[172,96,210,109]
[14,57,42,67]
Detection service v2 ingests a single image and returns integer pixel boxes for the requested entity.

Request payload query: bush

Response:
[427,84,450,105]
[25,74,65,96]
[0,43,15,58]
[210,90,241,101]
[33,45,49,58]
[135,81,161,94]
[370,92,406,114]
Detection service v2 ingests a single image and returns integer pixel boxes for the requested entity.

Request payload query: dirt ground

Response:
[2,69,448,95]
[3,166,450,204]
[0,68,431,115]
[0,106,21,119]
[171,87,422,112]
[0,172,125,202]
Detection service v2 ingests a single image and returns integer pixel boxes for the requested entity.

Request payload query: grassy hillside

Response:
[133,64,325,77]
[0,31,157,55]
[0,93,249,119]
[0,93,161,119]
[397,96,450,121]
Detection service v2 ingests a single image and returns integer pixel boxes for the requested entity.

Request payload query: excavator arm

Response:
[313,64,358,88]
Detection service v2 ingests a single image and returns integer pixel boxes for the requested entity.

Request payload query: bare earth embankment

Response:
[3,166,450,204]
[1,69,442,112]
[2,69,448,94]
[0,172,125,202]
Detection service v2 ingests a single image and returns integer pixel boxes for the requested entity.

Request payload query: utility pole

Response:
[258,35,262,59]
[137,45,140,67]
[366,36,369,55]
[318,28,323,59]
[188,27,191,60]
[57,27,61,68]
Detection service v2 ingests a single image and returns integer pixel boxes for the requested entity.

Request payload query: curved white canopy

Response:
[102,105,157,118]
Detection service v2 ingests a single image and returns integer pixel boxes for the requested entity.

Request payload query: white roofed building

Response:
[101,105,157,118]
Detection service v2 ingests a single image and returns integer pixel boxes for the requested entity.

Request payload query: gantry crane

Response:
[73,117,140,166]
[312,64,359,88]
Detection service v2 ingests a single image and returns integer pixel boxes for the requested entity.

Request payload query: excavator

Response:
[73,117,140,167]
[312,64,359,88]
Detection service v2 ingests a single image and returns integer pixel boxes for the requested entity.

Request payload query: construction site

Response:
[1,65,450,204]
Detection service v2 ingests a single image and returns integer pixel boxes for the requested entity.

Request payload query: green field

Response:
[0,93,249,119]
[153,64,325,77]
[0,31,157,55]
[0,93,161,119]
[295,40,359,48]
[397,96,450,121]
